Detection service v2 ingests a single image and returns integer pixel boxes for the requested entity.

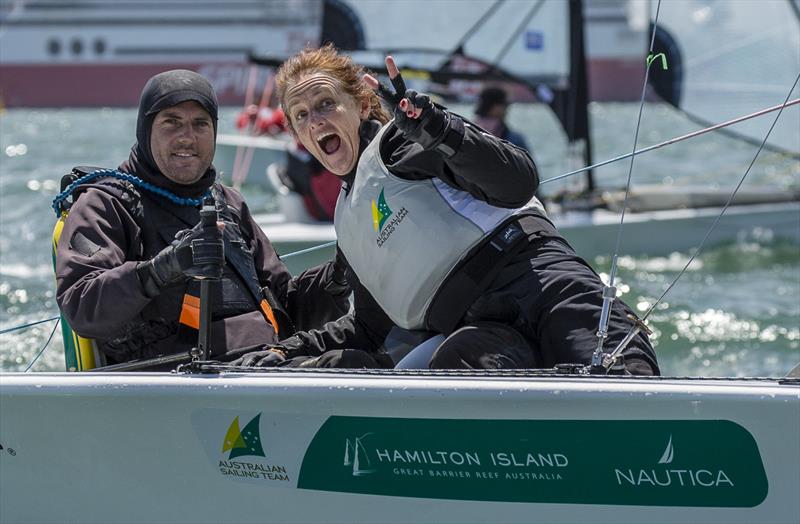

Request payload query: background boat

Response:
[0,0,648,109]
[237,0,800,273]
[0,0,322,107]
[257,178,800,275]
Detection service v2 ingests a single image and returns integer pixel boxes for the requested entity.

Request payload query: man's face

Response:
[475,103,507,137]
[285,72,369,176]
[486,103,507,120]
[150,100,215,185]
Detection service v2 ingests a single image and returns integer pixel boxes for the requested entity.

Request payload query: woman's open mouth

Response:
[317,132,341,155]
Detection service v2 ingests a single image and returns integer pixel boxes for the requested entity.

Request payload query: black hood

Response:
[121,69,219,198]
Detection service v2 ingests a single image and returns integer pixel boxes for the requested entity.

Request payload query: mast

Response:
[547,0,593,192]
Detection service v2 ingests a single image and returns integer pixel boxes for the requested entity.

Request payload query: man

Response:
[473,86,530,152]
[55,70,350,369]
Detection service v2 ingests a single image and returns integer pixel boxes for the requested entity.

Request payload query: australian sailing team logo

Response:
[371,187,409,247]
[217,413,289,482]
[222,414,265,460]
[371,189,392,232]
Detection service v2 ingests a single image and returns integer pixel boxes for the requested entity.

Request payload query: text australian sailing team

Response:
[54,44,659,375]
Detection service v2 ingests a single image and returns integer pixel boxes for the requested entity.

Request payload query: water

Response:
[1,103,798,375]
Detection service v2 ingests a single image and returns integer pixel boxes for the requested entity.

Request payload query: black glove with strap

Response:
[136,216,224,298]
[322,247,350,296]
[230,347,287,367]
[375,70,465,157]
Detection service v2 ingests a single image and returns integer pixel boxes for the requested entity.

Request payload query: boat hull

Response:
[255,201,800,270]
[1,372,798,523]
[0,63,253,108]
[213,133,290,188]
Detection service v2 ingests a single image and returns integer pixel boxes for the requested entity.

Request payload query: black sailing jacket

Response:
[56,177,349,365]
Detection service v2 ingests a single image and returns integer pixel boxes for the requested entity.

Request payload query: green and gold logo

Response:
[222,414,265,460]
[371,189,393,232]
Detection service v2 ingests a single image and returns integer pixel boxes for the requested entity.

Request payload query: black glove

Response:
[323,248,350,296]
[392,90,447,148]
[230,347,287,367]
[375,71,464,157]
[136,218,224,297]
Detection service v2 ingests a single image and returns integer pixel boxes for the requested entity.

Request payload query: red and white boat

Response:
[0,0,649,108]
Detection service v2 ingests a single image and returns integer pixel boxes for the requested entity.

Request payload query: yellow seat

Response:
[52,211,105,371]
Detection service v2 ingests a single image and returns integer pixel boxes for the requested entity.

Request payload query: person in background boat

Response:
[236,104,341,221]
[233,45,658,374]
[281,139,341,221]
[55,70,351,369]
[473,86,530,152]
[235,104,287,136]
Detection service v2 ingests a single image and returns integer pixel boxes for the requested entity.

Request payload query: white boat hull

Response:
[0,372,798,523]
[213,133,290,188]
[256,201,800,272]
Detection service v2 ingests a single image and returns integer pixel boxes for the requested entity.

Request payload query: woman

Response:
[236,45,658,374]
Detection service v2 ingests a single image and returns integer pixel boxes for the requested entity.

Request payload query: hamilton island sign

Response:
[297,418,767,507]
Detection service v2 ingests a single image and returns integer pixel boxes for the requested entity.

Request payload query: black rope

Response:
[185,363,797,382]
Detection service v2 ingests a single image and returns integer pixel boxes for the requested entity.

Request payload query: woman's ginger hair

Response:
[276,44,389,132]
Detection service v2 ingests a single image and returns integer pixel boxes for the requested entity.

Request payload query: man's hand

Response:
[364,56,460,155]
[230,347,287,367]
[136,218,225,297]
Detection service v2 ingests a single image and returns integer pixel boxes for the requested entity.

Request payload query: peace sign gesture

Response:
[364,56,428,119]
[364,55,460,155]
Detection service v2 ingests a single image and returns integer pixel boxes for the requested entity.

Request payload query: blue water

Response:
[1,103,798,375]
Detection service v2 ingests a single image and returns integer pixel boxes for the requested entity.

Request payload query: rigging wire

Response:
[604,71,800,367]
[2,242,339,340]
[279,240,336,259]
[450,0,506,56]
[0,316,59,335]
[540,98,800,186]
[610,0,663,268]
[640,72,800,324]
[8,93,796,345]
[591,0,663,363]
[492,0,546,66]
[24,317,59,372]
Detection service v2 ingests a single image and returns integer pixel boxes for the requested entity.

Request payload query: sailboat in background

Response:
[649,0,800,155]
[228,0,800,272]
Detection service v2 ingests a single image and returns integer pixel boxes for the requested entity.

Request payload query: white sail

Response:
[344,0,570,86]
[653,0,800,155]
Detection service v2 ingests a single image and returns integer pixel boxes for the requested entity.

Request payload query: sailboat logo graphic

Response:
[658,435,674,464]
[222,414,266,460]
[371,189,393,232]
[343,433,376,476]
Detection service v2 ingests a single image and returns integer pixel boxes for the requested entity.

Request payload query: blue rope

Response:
[52,168,210,216]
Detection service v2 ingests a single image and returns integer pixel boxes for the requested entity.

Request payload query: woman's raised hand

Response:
[364,55,451,151]
[364,56,424,117]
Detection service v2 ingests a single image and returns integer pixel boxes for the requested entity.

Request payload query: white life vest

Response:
[334,122,541,329]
